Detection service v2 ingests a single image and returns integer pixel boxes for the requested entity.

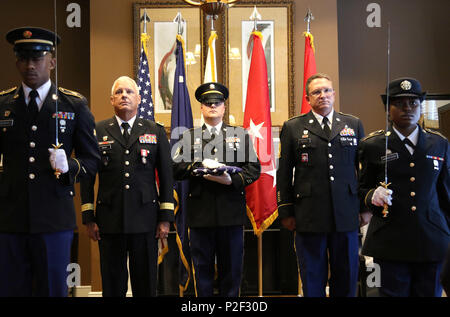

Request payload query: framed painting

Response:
[422,93,450,133]
[133,1,203,127]
[225,0,294,127]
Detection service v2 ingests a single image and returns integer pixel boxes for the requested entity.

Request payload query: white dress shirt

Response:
[22,79,52,111]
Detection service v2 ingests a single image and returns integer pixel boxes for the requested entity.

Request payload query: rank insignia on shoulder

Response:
[0,87,17,96]
[425,129,447,140]
[362,130,384,141]
[58,87,83,99]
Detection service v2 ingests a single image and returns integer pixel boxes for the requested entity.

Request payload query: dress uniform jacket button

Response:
[329,165,334,170]
[125,150,130,154]
[411,206,417,212]
[125,173,130,178]
[125,161,130,165]
[125,185,130,189]
[409,162,415,167]
[330,176,335,181]
[410,192,416,197]
[29,173,35,180]
[328,143,332,147]
[29,142,35,148]
[29,157,35,163]
[410,177,415,182]
[70,191,74,196]
[31,125,37,131]
[328,154,333,158]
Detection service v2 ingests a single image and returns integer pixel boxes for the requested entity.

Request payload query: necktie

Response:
[322,116,331,139]
[28,90,39,121]
[210,127,217,139]
[210,127,217,155]
[121,122,130,143]
[403,138,415,152]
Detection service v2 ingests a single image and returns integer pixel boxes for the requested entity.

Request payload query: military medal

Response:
[60,119,66,133]
[141,149,149,164]
[139,134,157,144]
[301,153,308,163]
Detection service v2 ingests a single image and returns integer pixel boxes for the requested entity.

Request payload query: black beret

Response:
[381,77,426,105]
[195,82,229,104]
[6,27,60,58]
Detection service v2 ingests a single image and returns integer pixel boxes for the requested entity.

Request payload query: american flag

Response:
[137,45,155,121]
[137,36,168,264]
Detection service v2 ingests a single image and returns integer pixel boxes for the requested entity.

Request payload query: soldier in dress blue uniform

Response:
[277,73,365,297]
[359,77,450,296]
[172,82,261,296]
[0,27,100,296]
[80,76,174,297]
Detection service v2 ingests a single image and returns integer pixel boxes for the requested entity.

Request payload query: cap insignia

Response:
[209,84,215,89]
[23,30,32,39]
[400,80,412,91]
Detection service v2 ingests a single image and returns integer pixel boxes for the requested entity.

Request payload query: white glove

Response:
[203,172,232,185]
[48,148,69,174]
[371,186,393,207]
[202,158,224,169]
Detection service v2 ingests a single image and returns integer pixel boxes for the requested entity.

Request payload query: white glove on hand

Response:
[48,148,69,174]
[371,186,393,207]
[203,172,232,185]
[202,158,224,169]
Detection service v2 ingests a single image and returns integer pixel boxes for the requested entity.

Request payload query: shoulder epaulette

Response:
[361,129,384,141]
[287,113,307,121]
[156,121,164,127]
[0,87,17,96]
[425,128,447,140]
[58,87,83,99]
[337,111,360,120]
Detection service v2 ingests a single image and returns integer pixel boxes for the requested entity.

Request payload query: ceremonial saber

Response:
[52,0,63,178]
[380,23,391,217]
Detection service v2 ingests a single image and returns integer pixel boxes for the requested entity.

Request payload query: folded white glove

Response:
[202,158,224,169]
[371,186,393,207]
[48,148,69,174]
[203,172,232,185]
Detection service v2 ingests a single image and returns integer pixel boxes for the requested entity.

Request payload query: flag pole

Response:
[258,233,263,297]
[174,12,185,298]
[250,6,264,297]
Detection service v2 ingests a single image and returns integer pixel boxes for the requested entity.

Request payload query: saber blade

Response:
[381,22,391,218]
[53,0,62,178]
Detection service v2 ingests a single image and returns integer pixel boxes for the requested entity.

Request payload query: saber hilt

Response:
[379,181,391,218]
[52,143,63,179]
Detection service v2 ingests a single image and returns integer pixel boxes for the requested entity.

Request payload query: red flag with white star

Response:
[301,32,316,113]
[243,31,278,236]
